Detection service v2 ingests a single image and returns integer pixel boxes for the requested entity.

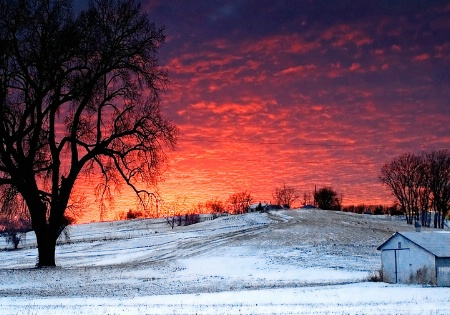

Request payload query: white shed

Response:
[377,231,450,286]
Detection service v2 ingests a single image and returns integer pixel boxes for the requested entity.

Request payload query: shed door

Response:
[382,250,397,283]
[396,248,410,283]
[381,248,410,284]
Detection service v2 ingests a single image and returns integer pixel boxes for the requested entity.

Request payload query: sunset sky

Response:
[78,1,450,221]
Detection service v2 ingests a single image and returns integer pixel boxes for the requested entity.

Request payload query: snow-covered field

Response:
[1,209,450,314]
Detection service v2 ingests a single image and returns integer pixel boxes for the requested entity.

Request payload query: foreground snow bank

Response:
[2,283,450,315]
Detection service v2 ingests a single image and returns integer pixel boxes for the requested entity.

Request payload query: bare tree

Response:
[205,198,226,214]
[426,150,450,228]
[313,186,342,210]
[417,152,432,227]
[272,183,299,208]
[0,0,177,266]
[380,153,428,225]
[302,192,313,206]
[228,191,252,214]
[163,196,187,229]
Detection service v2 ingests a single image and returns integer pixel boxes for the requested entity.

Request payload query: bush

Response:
[368,269,383,282]
[126,209,145,220]
[115,209,146,220]
[185,214,200,226]
[0,216,31,250]
[3,231,27,250]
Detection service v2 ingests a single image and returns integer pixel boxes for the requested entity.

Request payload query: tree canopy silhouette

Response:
[379,153,427,225]
[380,150,450,228]
[314,186,342,210]
[0,0,177,267]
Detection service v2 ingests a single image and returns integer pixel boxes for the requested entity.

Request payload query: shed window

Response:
[398,242,402,249]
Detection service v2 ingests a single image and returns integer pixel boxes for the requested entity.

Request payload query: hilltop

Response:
[1,209,449,315]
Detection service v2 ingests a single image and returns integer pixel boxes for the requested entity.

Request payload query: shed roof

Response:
[377,231,450,258]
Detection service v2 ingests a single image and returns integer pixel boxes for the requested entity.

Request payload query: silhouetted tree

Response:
[272,183,299,208]
[380,153,429,225]
[314,187,341,210]
[205,198,226,213]
[228,191,252,214]
[0,0,177,266]
[426,150,450,228]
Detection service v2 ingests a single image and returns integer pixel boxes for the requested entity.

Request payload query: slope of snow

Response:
[1,210,449,314]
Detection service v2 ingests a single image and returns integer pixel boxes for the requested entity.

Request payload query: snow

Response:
[1,210,449,314]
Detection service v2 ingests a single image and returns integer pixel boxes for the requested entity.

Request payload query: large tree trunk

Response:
[29,202,59,267]
[34,228,57,267]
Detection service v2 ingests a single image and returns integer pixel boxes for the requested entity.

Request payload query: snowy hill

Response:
[1,209,450,314]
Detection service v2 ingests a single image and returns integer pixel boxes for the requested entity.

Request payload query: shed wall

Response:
[436,258,450,287]
[380,234,436,285]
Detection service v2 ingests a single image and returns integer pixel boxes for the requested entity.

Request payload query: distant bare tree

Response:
[302,192,313,206]
[272,183,299,208]
[228,191,252,214]
[205,198,226,214]
[163,196,187,229]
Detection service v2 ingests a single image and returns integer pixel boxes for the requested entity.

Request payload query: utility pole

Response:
[314,184,317,207]
[156,198,159,218]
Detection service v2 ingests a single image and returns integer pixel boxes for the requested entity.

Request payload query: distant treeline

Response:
[341,204,403,216]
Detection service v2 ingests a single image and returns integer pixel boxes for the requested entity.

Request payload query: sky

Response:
[78,0,450,221]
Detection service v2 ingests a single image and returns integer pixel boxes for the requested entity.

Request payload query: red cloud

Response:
[413,53,430,62]
[349,63,361,72]
[190,98,275,116]
[241,34,320,56]
[391,44,401,52]
[322,24,373,48]
[276,64,317,76]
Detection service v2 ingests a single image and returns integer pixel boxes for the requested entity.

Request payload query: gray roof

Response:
[378,231,450,258]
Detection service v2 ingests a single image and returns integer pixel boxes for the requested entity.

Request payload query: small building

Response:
[199,214,214,222]
[377,231,450,286]
[300,204,319,210]
[249,203,268,212]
